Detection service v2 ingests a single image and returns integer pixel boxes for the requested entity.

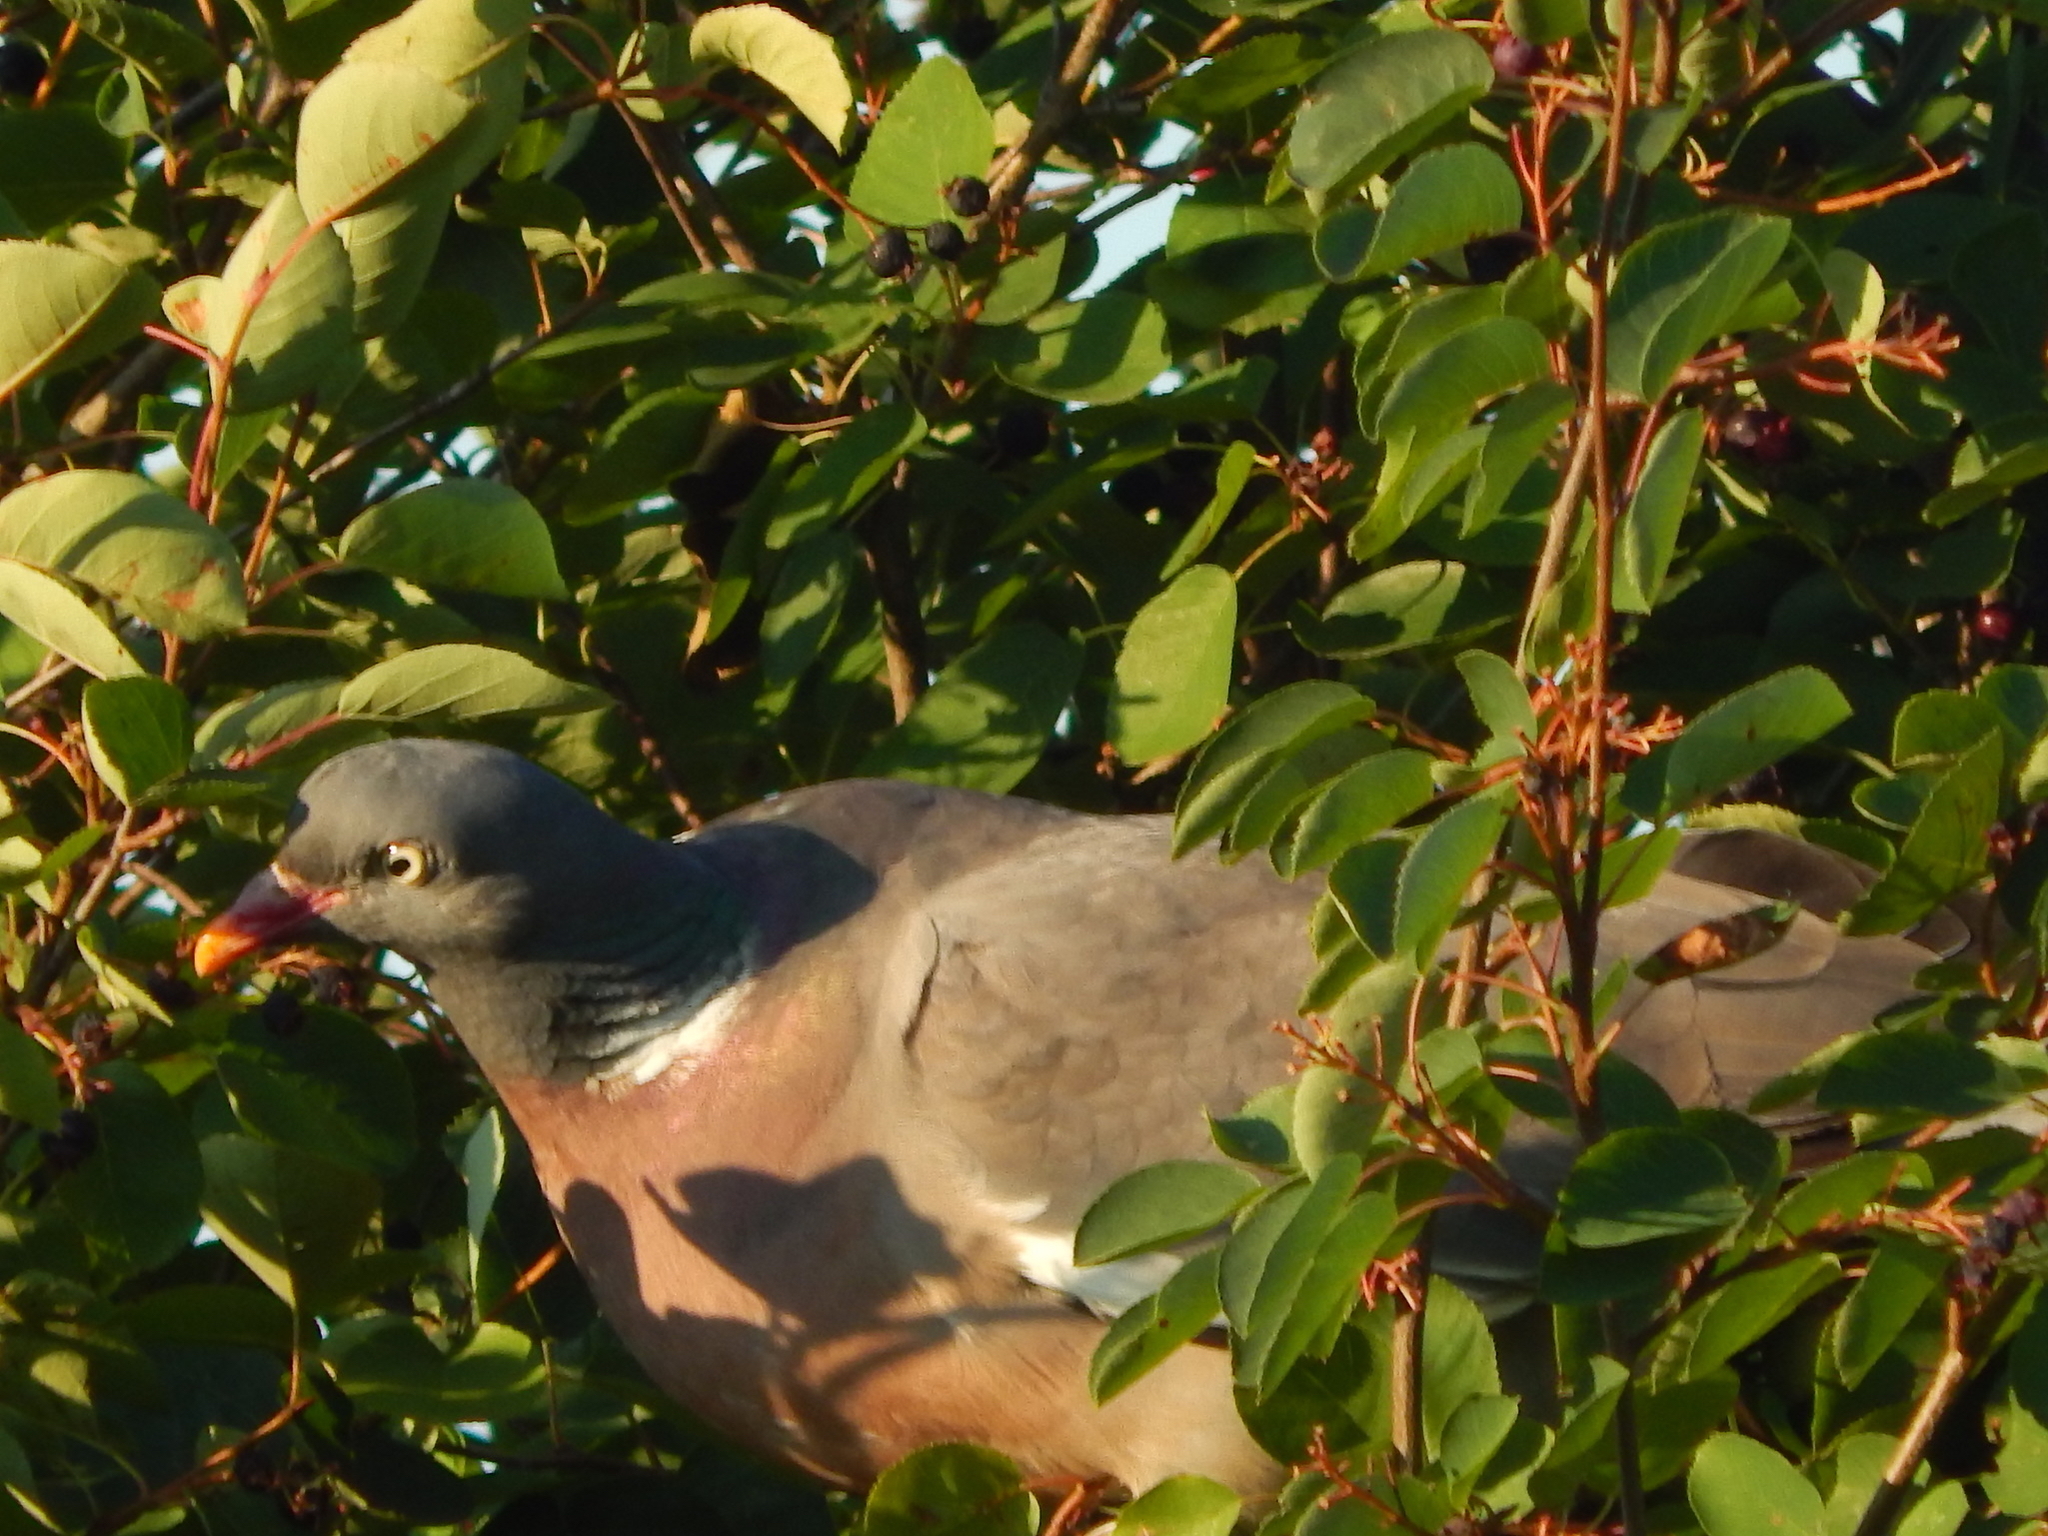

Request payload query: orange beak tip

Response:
[192,924,260,978]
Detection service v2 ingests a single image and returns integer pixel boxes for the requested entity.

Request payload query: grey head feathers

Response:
[281,738,757,1081]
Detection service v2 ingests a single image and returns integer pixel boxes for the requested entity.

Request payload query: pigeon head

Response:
[194,737,664,977]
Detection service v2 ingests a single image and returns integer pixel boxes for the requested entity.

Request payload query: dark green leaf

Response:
[1393,783,1510,962]
[1615,408,1704,613]
[1074,1160,1263,1266]
[1607,212,1792,402]
[200,1133,378,1310]
[766,402,926,550]
[1175,681,1370,855]
[1556,1127,1747,1248]
[857,623,1081,793]
[58,1061,203,1272]
[1288,30,1494,193]
[1815,1030,2010,1118]
[1841,732,2000,935]
[1089,1248,1224,1403]
[1659,666,1851,812]
[1832,1232,1949,1389]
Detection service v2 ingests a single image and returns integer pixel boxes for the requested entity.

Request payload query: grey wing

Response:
[901,816,1315,1243]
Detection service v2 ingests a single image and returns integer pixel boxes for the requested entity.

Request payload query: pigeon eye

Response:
[382,842,433,886]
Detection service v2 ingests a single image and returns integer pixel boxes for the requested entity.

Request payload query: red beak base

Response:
[193,866,345,977]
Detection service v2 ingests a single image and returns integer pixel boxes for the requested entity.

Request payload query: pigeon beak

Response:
[193,865,347,977]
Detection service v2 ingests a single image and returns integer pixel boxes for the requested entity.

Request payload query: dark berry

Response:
[1724,407,1803,465]
[0,38,47,98]
[383,1216,424,1251]
[144,965,197,1013]
[258,987,305,1037]
[1491,33,1546,80]
[923,219,968,262]
[1973,601,2017,646]
[864,227,914,279]
[38,1108,98,1173]
[994,406,1051,461]
[944,176,990,218]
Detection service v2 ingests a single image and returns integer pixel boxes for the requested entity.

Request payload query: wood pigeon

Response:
[192,738,1965,1498]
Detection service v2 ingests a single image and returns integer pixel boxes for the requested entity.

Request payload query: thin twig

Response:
[986,0,1128,212]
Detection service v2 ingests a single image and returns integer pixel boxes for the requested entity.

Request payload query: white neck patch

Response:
[585,975,757,1090]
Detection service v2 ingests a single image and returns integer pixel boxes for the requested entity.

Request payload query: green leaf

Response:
[563,387,717,523]
[1689,1433,1823,1536]
[1110,565,1238,764]
[0,558,143,678]
[1557,1127,1747,1247]
[0,107,128,230]
[760,531,858,697]
[58,1061,203,1273]
[1175,681,1371,854]
[1288,29,1494,194]
[1676,1253,1840,1382]
[1299,560,1508,660]
[690,4,852,151]
[1277,749,1435,875]
[1892,690,2000,765]
[1374,317,1551,442]
[848,55,993,226]
[81,675,190,804]
[0,468,248,638]
[861,1444,1035,1536]
[998,294,1172,405]
[1840,732,2000,935]
[48,0,216,85]
[219,1005,417,1174]
[766,402,926,550]
[296,61,478,222]
[1507,0,1588,43]
[1393,784,1511,962]
[1815,1030,2009,1119]
[1831,1232,1949,1389]
[1089,1248,1224,1403]
[1658,665,1851,812]
[1458,650,1537,740]
[857,623,1081,793]
[1354,145,1521,280]
[161,184,353,410]
[1608,211,1792,402]
[1111,1476,1240,1536]
[1463,380,1574,534]
[337,644,609,720]
[201,1133,379,1310]
[1615,408,1705,613]
[1232,1153,1399,1395]
[338,480,569,599]
[1163,440,1258,579]
[0,239,159,407]
[324,1316,546,1422]
[0,1025,59,1130]
[1923,438,2048,528]
[1073,1160,1263,1266]
[195,678,344,764]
